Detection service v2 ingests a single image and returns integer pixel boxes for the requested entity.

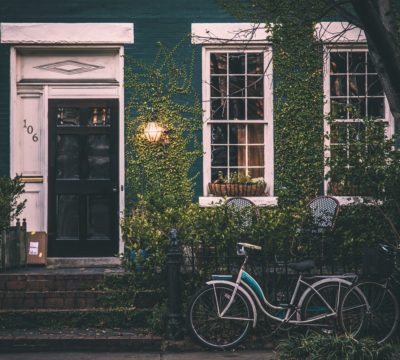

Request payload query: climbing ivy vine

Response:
[124,40,203,211]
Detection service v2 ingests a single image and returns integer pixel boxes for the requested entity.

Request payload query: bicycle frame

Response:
[207,253,357,328]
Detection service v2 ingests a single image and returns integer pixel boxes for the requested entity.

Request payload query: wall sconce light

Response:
[143,110,168,143]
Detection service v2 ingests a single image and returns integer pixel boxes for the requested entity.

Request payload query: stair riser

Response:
[0,309,152,330]
[0,291,161,309]
[0,275,105,291]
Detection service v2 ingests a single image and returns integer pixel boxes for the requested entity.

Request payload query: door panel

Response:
[48,99,119,257]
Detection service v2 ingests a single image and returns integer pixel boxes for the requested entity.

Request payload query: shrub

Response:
[276,333,394,360]
[0,176,26,231]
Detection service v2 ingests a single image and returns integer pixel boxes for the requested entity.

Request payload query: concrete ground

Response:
[0,351,276,360]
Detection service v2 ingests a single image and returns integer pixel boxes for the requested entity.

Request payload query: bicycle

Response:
[339,243,400,344]
[187,242,366,349]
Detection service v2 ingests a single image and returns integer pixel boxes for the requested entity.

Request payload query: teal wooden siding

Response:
[0,0,236,196]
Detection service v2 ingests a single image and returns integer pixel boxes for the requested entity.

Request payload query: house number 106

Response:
[23,120,39,142]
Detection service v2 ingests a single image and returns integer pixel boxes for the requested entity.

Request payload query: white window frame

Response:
[323,45,395,198]
[200,46,274,204]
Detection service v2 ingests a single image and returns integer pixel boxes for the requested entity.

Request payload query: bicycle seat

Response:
[288,259,315,272]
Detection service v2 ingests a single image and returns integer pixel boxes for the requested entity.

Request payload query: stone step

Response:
[0,328,163,352]
[0,308,153,330]
[0,289,162,309]
[0,273,109,291]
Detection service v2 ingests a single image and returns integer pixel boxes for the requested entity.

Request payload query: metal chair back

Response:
[226,197,257,230]
[307,196,340,231]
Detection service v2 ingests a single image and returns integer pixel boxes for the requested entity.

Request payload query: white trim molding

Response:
[191,23,271,44]
[191,22,366,45]
[199,196,278,207]
[0,23,134,44]
[315,22,366,43]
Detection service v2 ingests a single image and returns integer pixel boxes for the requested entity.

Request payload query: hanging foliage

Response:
[125,39,203,211]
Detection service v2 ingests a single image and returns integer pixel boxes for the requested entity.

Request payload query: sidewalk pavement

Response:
[0,351,276,360]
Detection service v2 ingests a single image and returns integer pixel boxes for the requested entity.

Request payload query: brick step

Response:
[0,289,162,309]
[0,328,163,352]
[0,273,109,291]
[0,307,153,330]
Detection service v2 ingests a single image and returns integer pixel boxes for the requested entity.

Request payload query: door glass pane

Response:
[89,107,111,127]
[57,107,80,126]
[88,135,111,179]
[56,135,79,179]
[87,195,110,240]
[56,195,79,240]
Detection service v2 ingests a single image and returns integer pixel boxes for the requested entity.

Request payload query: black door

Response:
[48,99,119,257]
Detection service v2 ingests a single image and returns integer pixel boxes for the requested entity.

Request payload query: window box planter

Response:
[208,182,267,197]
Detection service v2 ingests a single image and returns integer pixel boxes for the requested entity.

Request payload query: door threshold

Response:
[47,257,121,268]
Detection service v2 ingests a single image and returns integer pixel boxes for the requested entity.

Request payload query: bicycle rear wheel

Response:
[187,284,254,349]
[341,281,399,344]
[301,280,353,334]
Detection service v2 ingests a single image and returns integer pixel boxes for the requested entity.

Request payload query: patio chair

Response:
[306,195,340,272]
[226,197,258,230]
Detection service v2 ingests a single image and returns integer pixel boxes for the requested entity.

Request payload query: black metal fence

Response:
[0,219,27,271]
[181,230,365,304]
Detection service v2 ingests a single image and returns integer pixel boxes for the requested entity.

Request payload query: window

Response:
[202,48,273,196]
[325,48,394,195]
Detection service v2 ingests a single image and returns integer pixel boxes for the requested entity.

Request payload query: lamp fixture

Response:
[143,109,168,143]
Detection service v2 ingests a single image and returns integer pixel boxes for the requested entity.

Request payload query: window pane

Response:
[247,99,264,120]
[229,76,245,97]
[229,53,245,74]
[57,195,79,240]
[211,124,228,144]
[368,98,384,118]
[330,123,347,143]
[89,107,111,127]
[248,146,264,166]
[211,146,227,166]
[331,99,347,119]
[57,107,80,126]
[229,146,246,166]
[367,54,376,73]
[367,75,383,96]
[249,168,264,178]
[211,53,227,74]
[331,75,346,96]
[211,168,227,182]
[88,135,110,179]
[229,124,246,145]
[349,52,366,73]
[87,195,110,240]
[211,99,227,120]
[56,135,79,179]
[247,76,263,97]
[211,76,227,97]
[248,124,264,143]
[350,98,366,118]
[348,123,365,143]
[349,75,365,96]
[330,52,347,73]
[247,53,263,74]
[229,99,245,120]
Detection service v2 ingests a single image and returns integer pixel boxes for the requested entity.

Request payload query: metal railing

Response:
[0,219,27,271]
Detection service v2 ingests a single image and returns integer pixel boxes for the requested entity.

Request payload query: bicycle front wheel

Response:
[341,281,399,344]
[187,284,254,349]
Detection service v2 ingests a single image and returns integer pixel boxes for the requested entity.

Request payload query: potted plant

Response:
[208,171,267,197]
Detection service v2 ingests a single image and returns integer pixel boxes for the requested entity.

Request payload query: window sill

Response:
[199,196,370,207]
[199,196,278,207]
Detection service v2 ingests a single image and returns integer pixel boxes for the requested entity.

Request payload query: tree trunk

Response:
[351,0,400,130]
